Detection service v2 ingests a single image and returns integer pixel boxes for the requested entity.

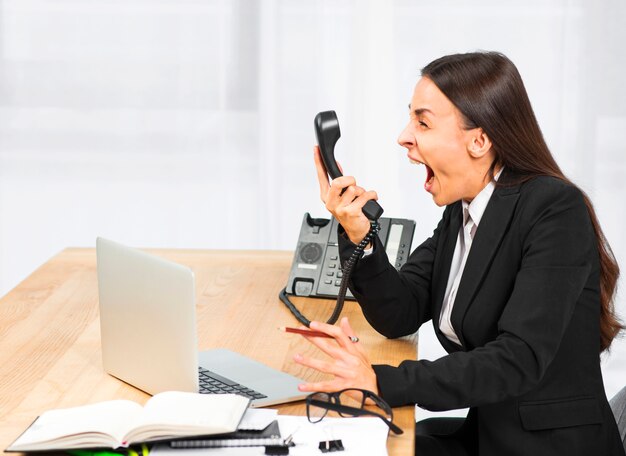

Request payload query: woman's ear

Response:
[467,128,492,159]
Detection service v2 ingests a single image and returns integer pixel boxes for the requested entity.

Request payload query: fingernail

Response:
[294,353,302,361]
[298,384,306,391]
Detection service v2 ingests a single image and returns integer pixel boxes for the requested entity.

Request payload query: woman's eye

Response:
[418,121,428,128]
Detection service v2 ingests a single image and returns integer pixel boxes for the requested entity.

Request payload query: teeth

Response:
[409,158,423,165]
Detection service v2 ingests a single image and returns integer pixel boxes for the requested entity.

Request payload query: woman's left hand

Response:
[293,317,379,395]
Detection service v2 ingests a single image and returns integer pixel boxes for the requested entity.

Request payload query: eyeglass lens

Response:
[307,392,331,423]
[336,389,392,420]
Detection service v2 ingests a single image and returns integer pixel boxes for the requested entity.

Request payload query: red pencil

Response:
[279,326,332,338]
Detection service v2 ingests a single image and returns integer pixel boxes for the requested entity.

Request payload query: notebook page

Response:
[10,400,142,449]
[124,392,249,443]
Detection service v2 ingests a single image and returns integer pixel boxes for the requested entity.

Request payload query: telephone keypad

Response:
[313,218,415,300]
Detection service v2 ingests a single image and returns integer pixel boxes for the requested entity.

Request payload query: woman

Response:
[293,52,625,455]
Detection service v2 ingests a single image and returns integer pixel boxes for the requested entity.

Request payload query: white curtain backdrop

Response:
[1,0,624,407]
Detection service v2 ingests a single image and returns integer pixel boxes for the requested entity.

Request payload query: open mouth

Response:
[425,165,435,190]
[409,157,435,192]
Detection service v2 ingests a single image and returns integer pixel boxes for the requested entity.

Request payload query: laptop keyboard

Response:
[198,367,267,400]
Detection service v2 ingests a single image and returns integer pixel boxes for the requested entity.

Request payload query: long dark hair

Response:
[421,51,622,352]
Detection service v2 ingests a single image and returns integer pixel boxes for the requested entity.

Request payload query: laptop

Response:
[96,237,307,407]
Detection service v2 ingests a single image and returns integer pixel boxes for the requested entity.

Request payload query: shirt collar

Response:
[461,167,503,226]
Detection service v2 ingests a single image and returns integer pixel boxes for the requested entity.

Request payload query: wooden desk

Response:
[0,248,416,454]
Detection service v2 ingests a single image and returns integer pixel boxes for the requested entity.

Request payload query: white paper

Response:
[237,408,278,431]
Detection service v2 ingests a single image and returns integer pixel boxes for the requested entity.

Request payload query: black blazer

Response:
[339,171,624,455]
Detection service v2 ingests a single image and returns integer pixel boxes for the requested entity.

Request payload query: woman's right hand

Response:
[314,146,379,245]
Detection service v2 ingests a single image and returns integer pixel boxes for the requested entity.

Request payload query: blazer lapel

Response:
[430,202,463,352]
[450,181,521,348]
[432,202,462,320]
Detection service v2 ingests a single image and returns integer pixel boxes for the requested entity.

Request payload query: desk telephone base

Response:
[286,213,415,300]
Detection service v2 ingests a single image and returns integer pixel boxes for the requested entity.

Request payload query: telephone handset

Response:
[279,111,415,327]
[314,110,384,221]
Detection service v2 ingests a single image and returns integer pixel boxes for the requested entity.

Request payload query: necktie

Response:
[464,208,476,244]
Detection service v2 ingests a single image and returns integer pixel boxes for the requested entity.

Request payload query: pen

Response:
[280,327,332,338]
[280,327,360,343]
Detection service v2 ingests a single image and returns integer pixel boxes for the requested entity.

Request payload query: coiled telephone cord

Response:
[279,221,380,326]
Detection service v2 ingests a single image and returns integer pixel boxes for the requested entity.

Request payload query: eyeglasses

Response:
[305,388,403,435]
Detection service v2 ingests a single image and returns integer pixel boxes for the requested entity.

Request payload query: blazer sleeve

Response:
[337,206,451,338]
[372,182,596,410]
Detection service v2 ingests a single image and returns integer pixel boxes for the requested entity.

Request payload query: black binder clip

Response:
[318,439,344,453]
[265,445,289,455]
[265,431,295,455]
